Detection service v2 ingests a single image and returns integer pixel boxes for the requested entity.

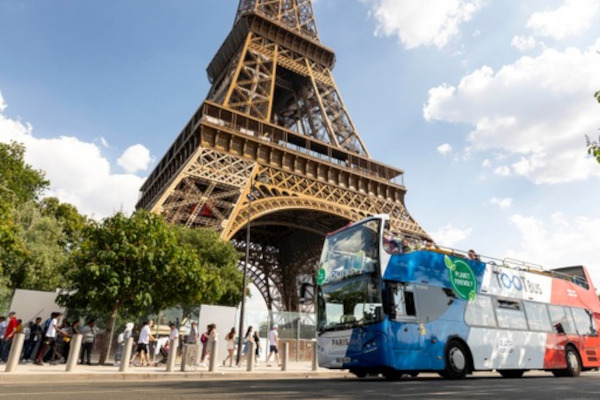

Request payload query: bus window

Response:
[548,305,577,334]
[393,284,416,320]
[495,299,527,330]
[571,307,597,336]
[414,285,454,323]
[523,301,552,332]
[465,295,496,327]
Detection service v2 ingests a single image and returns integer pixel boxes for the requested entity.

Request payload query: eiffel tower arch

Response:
[136,0,430,312]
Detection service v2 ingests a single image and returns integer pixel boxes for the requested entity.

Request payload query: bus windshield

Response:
[318,219,380,284]
[317,218,383,332]
[318,275,382,331]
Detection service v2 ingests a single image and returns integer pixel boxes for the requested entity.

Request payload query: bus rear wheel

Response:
[444,340,469,379]
[498,369,525,378]
[553,347,582,377]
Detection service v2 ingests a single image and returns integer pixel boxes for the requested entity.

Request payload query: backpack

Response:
[117,332,125,344]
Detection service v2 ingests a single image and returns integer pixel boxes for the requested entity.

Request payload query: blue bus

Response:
[316,214,600,379]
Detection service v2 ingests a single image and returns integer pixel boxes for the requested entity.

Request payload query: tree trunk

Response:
[99,302,119,365]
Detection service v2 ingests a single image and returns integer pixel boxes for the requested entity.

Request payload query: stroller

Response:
[154,337,170,366]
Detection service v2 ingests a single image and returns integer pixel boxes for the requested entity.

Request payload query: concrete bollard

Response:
[247,341,255,372]
[4,333,25,373]
[311,339,318,371]
[208,338,218,372]
[65,334,83,372]
[119,337,134,372]
[166,338,178,372]
[281,342,289,372]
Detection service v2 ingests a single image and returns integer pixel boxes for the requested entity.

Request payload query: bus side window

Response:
[571,307,597,336]
[393,285,416,319]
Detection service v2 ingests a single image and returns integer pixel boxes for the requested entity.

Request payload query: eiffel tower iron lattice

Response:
[136,0,431,312]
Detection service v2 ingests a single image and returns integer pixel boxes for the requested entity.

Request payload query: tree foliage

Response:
[58,210,224,363]
[0,141,49,204]
[589,91,600,163]
[175,227,243,307]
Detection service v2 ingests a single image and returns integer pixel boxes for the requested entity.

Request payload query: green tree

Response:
[58,210,221,364]
[176,227,243,307]
[588,91,600,163]
[2,202,67,291]
[0,141,49,204]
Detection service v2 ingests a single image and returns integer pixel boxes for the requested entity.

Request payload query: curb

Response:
[0,370,352,384]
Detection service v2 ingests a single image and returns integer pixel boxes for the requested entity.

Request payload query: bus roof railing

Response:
[428,245,587,287]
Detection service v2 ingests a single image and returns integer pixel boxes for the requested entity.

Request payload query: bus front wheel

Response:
[553,346,582,377]
[444,340,469,379]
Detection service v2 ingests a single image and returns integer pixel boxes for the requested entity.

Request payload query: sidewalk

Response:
[0,361,351,383]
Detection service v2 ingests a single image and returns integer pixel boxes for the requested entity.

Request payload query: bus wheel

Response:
[350,369,367,378]
[498,369,525,378]
[382,369,402,381]
[444,340,469,379]
[564,346,582,377]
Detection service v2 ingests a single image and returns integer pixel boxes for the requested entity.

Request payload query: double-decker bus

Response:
[316,214,600,379]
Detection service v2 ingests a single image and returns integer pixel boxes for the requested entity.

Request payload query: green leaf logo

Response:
[317,268,326,286]
[446,256,477,301]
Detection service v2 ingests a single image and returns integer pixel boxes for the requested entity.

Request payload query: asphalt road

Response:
[2,372,600,400]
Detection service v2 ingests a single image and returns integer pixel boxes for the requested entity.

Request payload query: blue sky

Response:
[1,0,600,290]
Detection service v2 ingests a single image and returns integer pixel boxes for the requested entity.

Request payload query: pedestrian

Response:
[199,323,216,366]
[23,317,42,362]
[62,319,81,362]
[0,316,6,361]
[186,321,198,345]
[253,330,261,366]
[168,322,179,356]
[79,319,97,365]
[0,311,17,362]
[236,326,254,367]
[114,322,134,366]
[36,312,62,365]
[130,320,156,367]
[265,325,280,367]
[221,327,236,367]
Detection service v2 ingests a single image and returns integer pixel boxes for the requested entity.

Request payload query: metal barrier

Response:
[65,334,82,372]
[119,337,134,372]
[4,333,25,373]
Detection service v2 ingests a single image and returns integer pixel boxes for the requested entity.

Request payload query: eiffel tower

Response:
[136,0,430,312]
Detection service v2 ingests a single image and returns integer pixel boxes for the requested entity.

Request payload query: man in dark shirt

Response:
[24,317,43,362]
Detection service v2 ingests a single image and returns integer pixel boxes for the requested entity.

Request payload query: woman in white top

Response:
[222,327,236,367]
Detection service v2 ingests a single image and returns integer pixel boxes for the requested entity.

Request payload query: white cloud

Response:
[364,0,483,49]
[431,224,472,247]
[0,91,145,219]
[488,197,513,209]
[511,35,537,52]
[0,92,6,112]
[493,166,511,177]
[99,137,109,148]
[423,40,600,184]
[437,143,453,155]
[526,0,599,40]
[507,212,600,287]
[117,144,153,174]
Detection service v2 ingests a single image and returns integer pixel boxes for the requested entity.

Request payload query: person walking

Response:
[265,325,280,367]
[130,320,155,367]
[199,323,216,367]
[114,322,134,366]
[79,319,97,365]
[186,321,198,345]
[253,330,261,366]
[0,311,17,362]
[221,327,236,367]
[23,317,42,362]
[36,312,62,365]
[235,326,254,367]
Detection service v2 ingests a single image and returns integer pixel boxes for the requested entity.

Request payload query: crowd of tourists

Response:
[1,311,282,368]
[0,311,98,365]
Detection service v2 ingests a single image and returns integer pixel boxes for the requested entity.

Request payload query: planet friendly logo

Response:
[444,255,477,301]
[317,268,326,286]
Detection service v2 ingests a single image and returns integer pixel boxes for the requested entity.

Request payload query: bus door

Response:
[389,283,423,354]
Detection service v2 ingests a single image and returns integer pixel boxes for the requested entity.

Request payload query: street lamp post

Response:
[236,173,268,364]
